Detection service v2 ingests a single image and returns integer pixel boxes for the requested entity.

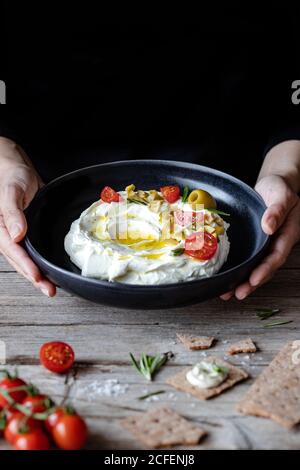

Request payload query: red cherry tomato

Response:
[160,185,180,203]
[45,407,65,434]
[22,394,50,413]
[52,413,88,450]
[100,186,120,203]
[0,376,27,410]
[184,231,218,260]
[14,429,50,450]
[4,412,41,445]
[40,341,75,374]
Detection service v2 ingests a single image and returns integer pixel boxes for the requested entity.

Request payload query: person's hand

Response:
[0,138,56,296]
[221,174,300,300]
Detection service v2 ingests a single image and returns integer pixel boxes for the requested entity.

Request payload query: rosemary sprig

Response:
[172,247,185,256]
[256,308,281,320]
[129,352,168,381]
[207,208,230,217]
[181,186,190,203]
[127,198,148,206]
[138,390,166,400]
[263,320,293,328]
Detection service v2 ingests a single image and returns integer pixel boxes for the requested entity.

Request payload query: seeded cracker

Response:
[120,406,206,448]
[227,338,257,355]
[166,356,248,400]
[237,341,300,428]
[176,333,215,350]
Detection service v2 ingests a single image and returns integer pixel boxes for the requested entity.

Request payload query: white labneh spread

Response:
[64,189,230,285]
[186,361,229,389]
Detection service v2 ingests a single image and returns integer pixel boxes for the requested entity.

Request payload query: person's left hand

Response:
[221,174,300,300]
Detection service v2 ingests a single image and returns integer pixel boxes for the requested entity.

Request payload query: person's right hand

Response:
[0,137,56,296]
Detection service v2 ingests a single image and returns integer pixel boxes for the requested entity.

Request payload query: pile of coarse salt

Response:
[75,379,129,401]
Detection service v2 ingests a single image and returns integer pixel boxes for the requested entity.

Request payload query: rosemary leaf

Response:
[256,308,281,320]
[207,209,230,217]
[181,186,190,203]
[263,320,293,328]
[138,390,166,401]
[211,364,229,375]
[172,247,185,256]
[129,353,144,377]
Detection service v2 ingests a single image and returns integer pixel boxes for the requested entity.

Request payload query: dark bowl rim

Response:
[24,159,270,290]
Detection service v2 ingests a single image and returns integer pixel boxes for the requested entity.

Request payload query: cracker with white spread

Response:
[166,356,248,400]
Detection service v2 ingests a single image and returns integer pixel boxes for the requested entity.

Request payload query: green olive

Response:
[187,189,217,209]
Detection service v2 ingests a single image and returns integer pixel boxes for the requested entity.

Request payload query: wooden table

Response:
[0,244,299,450]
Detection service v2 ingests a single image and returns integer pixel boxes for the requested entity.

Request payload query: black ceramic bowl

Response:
[24,160,269,309]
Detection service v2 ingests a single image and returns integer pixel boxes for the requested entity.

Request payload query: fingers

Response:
[220,291,234,301]
[261,196,298,235]
[0,183,27,242]
[235,274,273,300]
[261,203,285,235]
[260,187,298,236]
[0,216,56,297]
[251,203,300,287]
[232,202,300,300]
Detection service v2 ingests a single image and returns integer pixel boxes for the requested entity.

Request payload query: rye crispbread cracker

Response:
[166,356,248,400]
[177,333,215,350]
[237,341,300,428]
[228,338,257,355]
[120,406,206,448]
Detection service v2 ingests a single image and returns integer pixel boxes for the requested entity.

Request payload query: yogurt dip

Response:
[64,185,230,285]
[186,361,229,389]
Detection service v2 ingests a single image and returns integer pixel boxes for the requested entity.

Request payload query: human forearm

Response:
[0,137,55,296]
[0,137,38,172]
[257,140,300,193]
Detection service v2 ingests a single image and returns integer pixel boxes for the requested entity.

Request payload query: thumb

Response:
[0,183,27,242]
[261,197,297,235]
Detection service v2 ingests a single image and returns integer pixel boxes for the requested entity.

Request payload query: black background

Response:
[2,5,300,185]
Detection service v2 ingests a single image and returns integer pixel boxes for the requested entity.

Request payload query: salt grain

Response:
[75,379,129,400]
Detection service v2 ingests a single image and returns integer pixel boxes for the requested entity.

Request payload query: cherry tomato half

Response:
[14,429,50,450]
[40,341,75,374]
[0,376,27,410]
[184,231,218,260]
[52,413,88,450]
[160,185,180,203]
[4,412,41,445]
[100,186,120,203]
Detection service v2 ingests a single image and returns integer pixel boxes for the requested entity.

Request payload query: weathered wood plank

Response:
[0,242,300,450]
[0,364,299,450]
